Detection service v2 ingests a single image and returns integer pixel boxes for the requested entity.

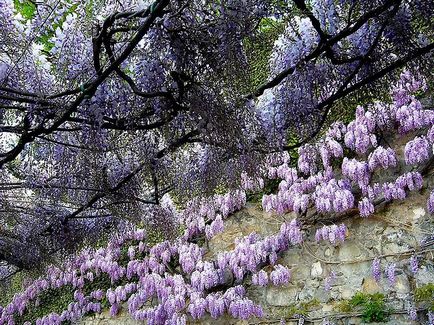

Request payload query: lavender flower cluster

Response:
[368,146,397,172]
[262,71,432,219]
[216,219,302,281]
[314,224,347,245]
[428,190,434,214]
[372,258,381,282]
[181,190,246,240]
[241,172,265,192]
[313,179,354,214]
[358,197,375,217]
[324,271,336,292]
[269,265,291,286]
[344,106,377,154]
[404,136,430,165]
[0,188,303,325]
[385,263,396,286]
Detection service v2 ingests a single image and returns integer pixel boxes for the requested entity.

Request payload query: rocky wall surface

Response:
[79,186,434,325]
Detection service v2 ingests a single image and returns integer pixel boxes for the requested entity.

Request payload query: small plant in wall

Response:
[414,283,434,312]
[334,292,390,323]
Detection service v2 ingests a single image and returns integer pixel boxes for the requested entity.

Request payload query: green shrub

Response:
[334,292,389,323]
[414,283,434,311]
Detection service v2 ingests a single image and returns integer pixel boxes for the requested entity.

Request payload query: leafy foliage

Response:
[414,283,434,311]
[13,0,36,20]
[335,292,389,323]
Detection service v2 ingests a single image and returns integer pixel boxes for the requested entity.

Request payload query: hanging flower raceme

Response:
[314,224,346,244]
[205,214,224,240]
[318,137,343,168]
[368,146,397,172]
[313,179,354,213]
[252,270,269,287]
[269,265,291,286]
[385,263,396,286]
[428,190,434,214]
[358,197,375,217]
[342,157,371,190]
[372,258,381,282]
[344,106,377,154]
[298,144,319,175]
[409,255,418,274]
[324,271,336,291]
[404,136,431,165]
[382,182,406,201]
[395,171,423,192]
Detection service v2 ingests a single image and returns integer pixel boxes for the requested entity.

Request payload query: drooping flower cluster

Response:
[313,179,354,213]
[298,144,319,175]
[205,215,224,240]
[317,137,344,168]
[358,197,375,218]
[385,263,396,286]
[314,224,347,245]
[252,270,269,287]
[216,219,302,281]
[409,255,418,274]
[404,136,431,165]
[341,158,370,190]
[372,258,381,282]
[395,98,434,134]
[344,106,377,154]
[427,190,434,214]
[181,190,246,240]
[395,172,423,192]
[241,172,265,192]
[324,271,336,292]
[269,265,291,286]
[368,146,397,172]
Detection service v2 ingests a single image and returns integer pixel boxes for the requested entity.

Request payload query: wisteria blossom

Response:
[385,263,396,286]
[409,255,418,274]
[372,258,381,283]
[428,190,434,214]
[404,136,431,165]
[324,271,336,292]
[315,224,347,245]
[270,265,291,286]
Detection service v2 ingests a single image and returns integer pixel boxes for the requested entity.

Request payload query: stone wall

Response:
[79,186,434,325]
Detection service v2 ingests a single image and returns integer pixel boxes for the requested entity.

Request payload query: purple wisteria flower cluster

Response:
[0,187,303,325]
[216,219,302,281]
[358,197,375,217]
[428,190,434,214]
[269,265,291,286]
[324,271,336,292]
[314,224,347,245]
[262,71,433,220]
[404,136,430,165]
[252,270,269,287]
[409,255,418,274]
[385,263,396,286]
[368,146,398,172]
[344,106,377,154]
[372,258,381,283]
[241,172,265,192]
[181,190,246,240]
